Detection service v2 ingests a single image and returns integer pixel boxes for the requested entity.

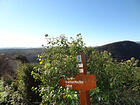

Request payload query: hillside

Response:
[0,54,17,80]
[0,48,42,63]
[95,41,140,66]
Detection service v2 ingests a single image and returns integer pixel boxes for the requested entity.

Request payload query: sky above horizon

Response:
[0,0,140,48]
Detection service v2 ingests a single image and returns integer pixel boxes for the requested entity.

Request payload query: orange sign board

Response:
[59,74,96,91]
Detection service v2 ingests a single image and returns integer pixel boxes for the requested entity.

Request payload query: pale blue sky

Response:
[0,0,140,48]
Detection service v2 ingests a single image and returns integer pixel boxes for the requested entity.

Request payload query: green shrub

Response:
[1,63,41,105]
[32,34,84,105]
[0,80,5,104]
[87,50,140,105]
[15,63,41,104]
[32,34,140,105]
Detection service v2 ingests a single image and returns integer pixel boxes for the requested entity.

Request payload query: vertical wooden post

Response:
[80,91,91,105]
[77,53,91,105]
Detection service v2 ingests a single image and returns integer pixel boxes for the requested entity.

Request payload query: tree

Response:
[15,54,29,63]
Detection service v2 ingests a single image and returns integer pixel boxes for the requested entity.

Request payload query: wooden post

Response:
[80,90,91,105]
[77,53,90,105]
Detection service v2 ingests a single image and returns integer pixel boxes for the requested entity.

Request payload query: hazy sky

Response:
[0,0,140,48]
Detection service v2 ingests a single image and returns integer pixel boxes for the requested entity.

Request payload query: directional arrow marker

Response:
[59,73,96,91]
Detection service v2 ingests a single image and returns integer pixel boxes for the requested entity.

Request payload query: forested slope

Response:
[95,41,140,66]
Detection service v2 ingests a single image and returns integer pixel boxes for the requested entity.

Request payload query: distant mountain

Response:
[95,41,140,66]
[0,48,42,63]
[0,47,26,49]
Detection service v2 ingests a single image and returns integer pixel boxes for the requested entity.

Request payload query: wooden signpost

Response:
[59,53,96,105]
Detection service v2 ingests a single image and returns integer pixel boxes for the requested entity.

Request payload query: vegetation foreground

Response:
[0,34,140,105]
